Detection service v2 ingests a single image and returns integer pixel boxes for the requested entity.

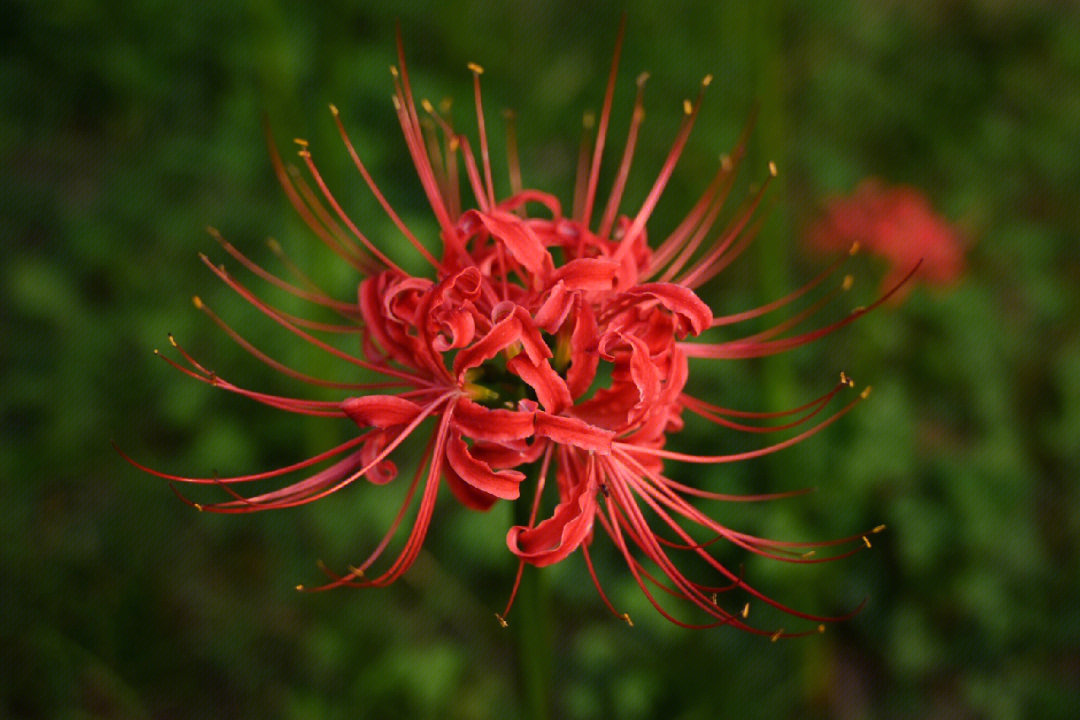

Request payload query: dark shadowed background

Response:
[4,1,1079,718]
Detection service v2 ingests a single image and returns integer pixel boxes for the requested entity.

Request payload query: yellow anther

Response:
[710,593,718,605]
[818,624,826,634]
[297,149,311,159]
[295,584,305,591]
[347,565,366,579]
[873,524,887,533]
[771,629,784,642]
[702,74,713,86]
[622,613,634,627]
[849,241,860,255]
[391,95,402,111]
[329,103,339,116]
[448,137,461,152]
[467,62,484,74]
[682,99,693,115]
[193,503,203,512]
[168,334,178,347]
[861,386,873,399]
[802,550,816,559]
[842,274,854,291]
[421,98,435,113]
[768,161,778,177]
[389,65,399,78]
[636,71,650,87]
[192,296,203,309]
[464,382,499,403]
[742,602,750,618]
[862,535,872,548]
[293,138,309,147]
[495,613,509,628]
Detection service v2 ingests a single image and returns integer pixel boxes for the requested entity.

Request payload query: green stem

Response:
[749,0,798,414]
[512,471,552,720]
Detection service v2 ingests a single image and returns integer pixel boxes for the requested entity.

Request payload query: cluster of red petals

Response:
[806,178,965,299]
[128,27,906,635]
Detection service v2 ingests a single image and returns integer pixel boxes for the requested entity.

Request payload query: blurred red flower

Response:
[806,178,965,299]
[125,27,905,635]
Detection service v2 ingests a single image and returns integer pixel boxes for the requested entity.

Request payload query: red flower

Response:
[806,178,965,299]
[125,26,909,635]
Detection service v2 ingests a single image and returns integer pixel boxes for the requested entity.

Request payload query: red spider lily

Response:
[806,177,965,300]
[124,24,910,636]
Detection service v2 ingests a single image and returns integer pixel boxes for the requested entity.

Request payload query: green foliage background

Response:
[4,1,1078,718]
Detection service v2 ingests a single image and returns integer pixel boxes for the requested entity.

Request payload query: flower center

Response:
[463,355,536,409]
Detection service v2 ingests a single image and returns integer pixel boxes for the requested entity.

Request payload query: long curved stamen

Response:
[580,14,626,228]
[613,74,712,265]
[297,146,406,274]
[196,391,455,513]
[681,261,921,359]
[718,280,851,351]
[683,375,846,419]
[655,161,739,283]
[117,435,368,486]
[709,248,855,328]
[391,28,458,237]
[597,71,649,240]
[468,62,497,211]
[264,119,380,276]
[303,433,436,591]
[192,297,406,389]
[572,112,595,222]
[616,388,868,463]
[611,461,866,627]
[329,103,440,270]
[208,228,360,319]
[647,106,756,280]
[676,162,776,288]
[199,254,433,385]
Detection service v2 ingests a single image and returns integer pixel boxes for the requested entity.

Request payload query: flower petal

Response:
[452,397,535,442]
[452,311,522,378]
[533,280,572,333]
[622,283,713,337]
[459,208,553,276]
[506,468,596,566]
[342,395,424,428]
[445,431,524,500]
[566,298,599,398]
[507,354,573,414]
[550,257,620,291]
[534,412,614,454]
[360,430,398,484]
[443,462,500,511]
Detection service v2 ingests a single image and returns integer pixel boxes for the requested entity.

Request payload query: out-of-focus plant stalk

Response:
[513,470,552,720]
[749,0,799,416]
